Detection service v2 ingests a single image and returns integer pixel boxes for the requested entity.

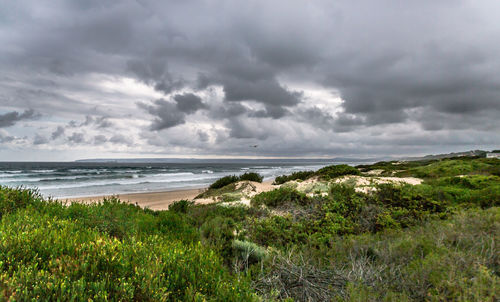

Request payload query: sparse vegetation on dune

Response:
[1,157,499,300]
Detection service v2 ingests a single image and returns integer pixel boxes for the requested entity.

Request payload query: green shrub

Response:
[316,164,360,179]
[0,208,256,301]
[0,186,43,219]
[249,215,308,247]
[168,199,194,213]
[273,171,315,185]
[239,172,263,183]
[232,240,267,265]
[251,187,310,208]
[200,217,236,260]
[253,207,500,301]
[208,173,263,190]
[209,175,239,189]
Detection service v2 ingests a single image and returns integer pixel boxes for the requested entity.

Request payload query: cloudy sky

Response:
[1,0,499,161]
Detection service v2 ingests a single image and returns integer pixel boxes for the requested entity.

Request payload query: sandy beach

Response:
[65,180,277,210]
[66,187,208,211]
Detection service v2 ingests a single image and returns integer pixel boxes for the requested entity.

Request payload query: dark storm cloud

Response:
[227,118,269,140]
[173,93,207,113]
[138,99,186,130]
[140,93,208,130]
[1,0,500,158]
[127,58,184,94]
[0,109,37,128]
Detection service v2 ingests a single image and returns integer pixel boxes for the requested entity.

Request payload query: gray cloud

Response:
[93,135,108,145]
[1,1,499,159]
[51,126,65,140]
[0,109,37,128]
[127,58,184,94]
[173,93,207,113]
[33,134,49,145]
[139,99,186,130]
[109,134,132,145]
[0,131,15,143]
[67,132,86,144]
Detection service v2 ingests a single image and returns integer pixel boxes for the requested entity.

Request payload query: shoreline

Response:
[64,186,209,211]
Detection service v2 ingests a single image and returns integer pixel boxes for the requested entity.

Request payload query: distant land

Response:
[402,149,489,161]
[74,157,385,164]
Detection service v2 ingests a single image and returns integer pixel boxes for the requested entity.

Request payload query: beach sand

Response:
[66,187,208,211]
[65,180,277,210]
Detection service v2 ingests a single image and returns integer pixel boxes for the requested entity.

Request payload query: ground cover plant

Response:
[0,186,256,301]
[0,157,499,301]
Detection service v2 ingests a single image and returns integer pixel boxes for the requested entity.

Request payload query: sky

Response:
[1,0,499,161]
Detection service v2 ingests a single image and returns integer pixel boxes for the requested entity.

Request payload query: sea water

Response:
[0,160,363,199]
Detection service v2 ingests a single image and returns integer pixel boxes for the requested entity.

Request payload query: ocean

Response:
[0,160,364,199]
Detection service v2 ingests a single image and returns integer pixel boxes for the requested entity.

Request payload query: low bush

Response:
[273,170,315,185]
[316,164,360,179]
[200,216,236,260]
[168,199,194,213]
[239,172,263,183]
[251,187,310,208]
[208,173,264,190]
[0,208,256,301]
[0,186,43,219]
[232,240,267,267]
[253,207,500,301]
[249,215,309,247]
[209,175,240,189]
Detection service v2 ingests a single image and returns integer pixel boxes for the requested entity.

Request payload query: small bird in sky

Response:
[250,145,258,148]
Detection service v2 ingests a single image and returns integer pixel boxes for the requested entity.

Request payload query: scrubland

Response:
[1,156,499,301]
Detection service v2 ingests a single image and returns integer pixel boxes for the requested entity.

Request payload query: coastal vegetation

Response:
[0,156,499,300]
[273,171,315,185]
[208,172,263,190]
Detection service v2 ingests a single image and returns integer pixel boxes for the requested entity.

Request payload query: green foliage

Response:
[0,186,43,219]
[401,158,497,178]
[232,240,267,265]
[1,156,500,300]
[249,215,309,247]
[209,175,240,189]
[208,173,264,191]
[254,207,499,301]
[273,170,315,185]
[239,172,263,183]
[316,164,360,179]
[251,187,310,208]
[200,217,236,260]
[0,207,256,301]
[168,199,194,213]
